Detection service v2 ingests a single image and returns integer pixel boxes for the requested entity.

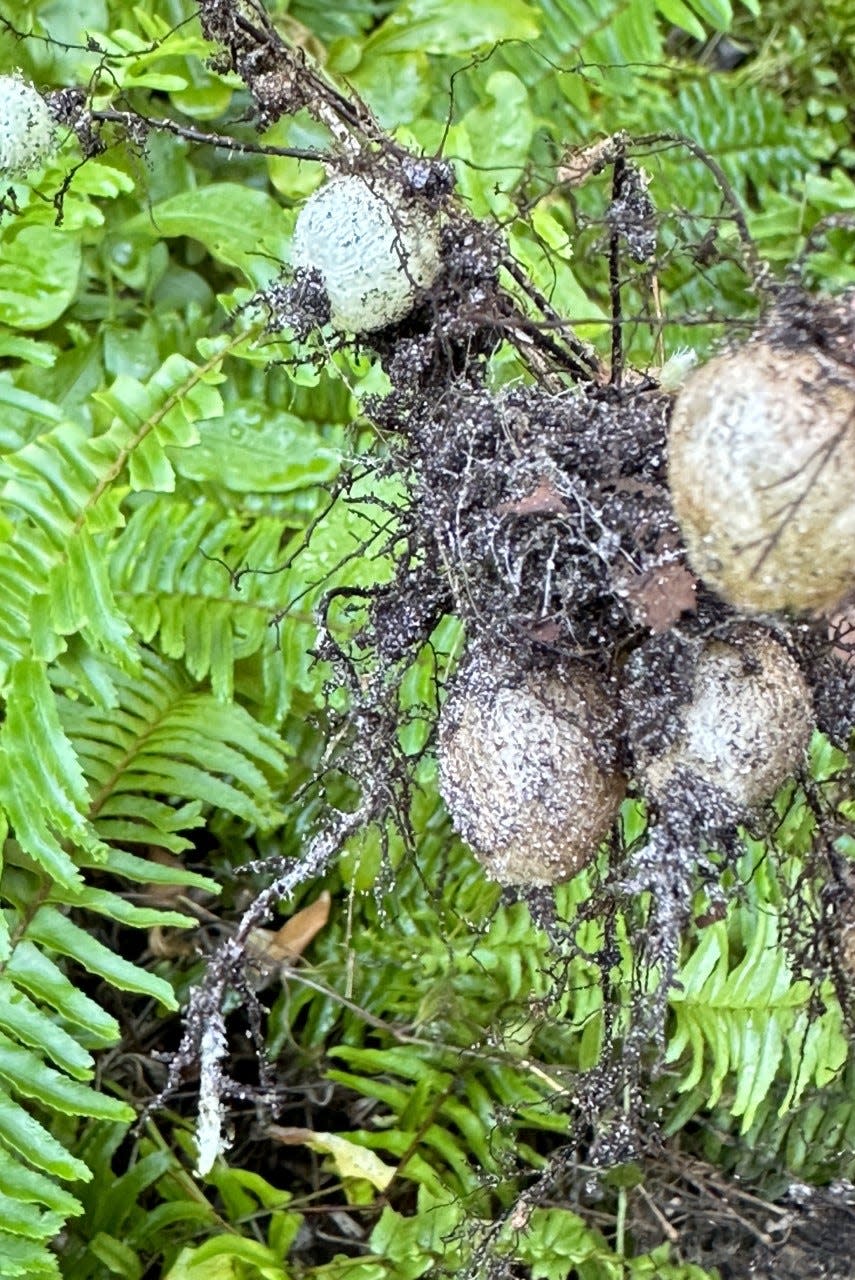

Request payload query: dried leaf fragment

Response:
[247,890,331,984]
[619,560,698,632]
[267,1125,395,1190]
[496,478,568,518]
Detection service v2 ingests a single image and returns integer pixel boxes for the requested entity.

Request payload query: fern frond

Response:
[648,79,826,195]
[0,659,104,888]
[89,351,226,494]
[666,909,846,1132]
[0,633,289,1271]
[110,496,286,700]
[0,854,196,1274]
[730,1058,855,1184]
[495,0,664,128]
[57,647,289,835]
[0,351,228,680]
[0,421,135,673]
[0,1232,62,1280]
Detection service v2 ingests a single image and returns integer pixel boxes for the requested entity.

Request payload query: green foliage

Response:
[666,910,846,1132]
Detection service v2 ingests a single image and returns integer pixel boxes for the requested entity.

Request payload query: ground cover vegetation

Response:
[0,0,854,1277]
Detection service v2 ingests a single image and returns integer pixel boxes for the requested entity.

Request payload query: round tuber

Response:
[633,627,814,812]
[668,327,855,614]
[0,73,57,179]
[438,655,625,886]
[291,173,441,334]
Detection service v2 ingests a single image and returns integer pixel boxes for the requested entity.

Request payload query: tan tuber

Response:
[438,655,625,886]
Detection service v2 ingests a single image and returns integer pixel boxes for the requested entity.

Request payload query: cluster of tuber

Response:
[287,158,853,895]
[434,294,854,887]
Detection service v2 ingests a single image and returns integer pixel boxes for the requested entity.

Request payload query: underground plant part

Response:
[291,172,442,333]
[0,73,57,178]
[668,309,855,614]
[631,626,814,813]
[438,654,625,886]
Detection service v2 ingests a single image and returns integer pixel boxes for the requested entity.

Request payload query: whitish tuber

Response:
[631,626,814,813]
[0,73,57,178]
[291,173,441,334]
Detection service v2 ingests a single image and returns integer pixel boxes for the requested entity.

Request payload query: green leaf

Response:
[80,845,219,897]
[0,1030,133,1121]
[0,659,101,886]
[0,1231,61,1279]
[290,1131,396,1190]
[655,0,707,39]
[164,1236,290,1280]
[0,1089,90,1181]
[171,406,342,493]
[0,978,93,1080]
[0,332,57,368]
[87,1233,144,1279]
[0,1147,82,1218]
[364,0,540,54]
[126,186,290,285]
[49,884,196,931]
[24,906,178,1010]
[0,227,82,331]
[688,0,732,27]
[3,941,120,1046]
[0,1190,65,1242]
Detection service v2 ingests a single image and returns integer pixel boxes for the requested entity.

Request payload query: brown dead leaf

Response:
[557,137,621,188]
[527,619,563,644]
[147,925,196,960]
[828,604,855,667]
[620,560,698,632]
[496,479,568,518]
[248,890,332,975]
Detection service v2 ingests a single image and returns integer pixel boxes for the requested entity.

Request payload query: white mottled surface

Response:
[439,663,624,886]
[643,631,813,808]
[0,74,56,178]
[292,175,441,333]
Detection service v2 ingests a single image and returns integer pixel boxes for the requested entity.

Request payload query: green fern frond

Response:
[89,351,226,493]
[493,0,660,128]
[110,496,287,700]
[0,862,194,1273]
[0,636,289,1271]
[0,659,105,888]
[649,78,827,194]
[57,648,290,834]
[0,420,135,672]
[0,1232,63,1280]
[0,350,229,680]
[727,1058,855,1184]
[666,909,847,1132]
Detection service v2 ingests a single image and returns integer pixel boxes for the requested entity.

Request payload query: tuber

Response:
[668,320,855,615]
[438,654,625,886]
[291,173,441,334]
